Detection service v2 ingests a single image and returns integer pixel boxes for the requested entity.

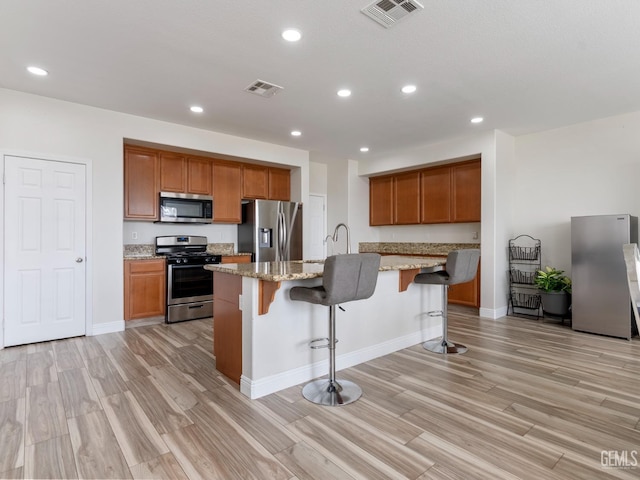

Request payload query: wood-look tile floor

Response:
[1,310,640,479]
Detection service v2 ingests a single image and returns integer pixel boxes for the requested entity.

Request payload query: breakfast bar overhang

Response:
[206,255,445,399]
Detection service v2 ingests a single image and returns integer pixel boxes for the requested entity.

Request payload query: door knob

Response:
[76,257,84,263]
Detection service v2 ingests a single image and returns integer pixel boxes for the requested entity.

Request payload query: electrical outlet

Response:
[131,232,138,240]
[472,231,479,240]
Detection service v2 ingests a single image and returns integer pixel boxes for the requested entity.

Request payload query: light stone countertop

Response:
[123,243,243,259]
[204,255,444,282]
[359,242,480,256]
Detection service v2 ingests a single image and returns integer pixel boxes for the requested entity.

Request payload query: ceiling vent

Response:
[244,80,283,98]
[361,0,424,28]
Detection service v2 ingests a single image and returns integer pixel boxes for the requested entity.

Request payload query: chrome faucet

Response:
[323,234,335,257]
[332,223,351,254]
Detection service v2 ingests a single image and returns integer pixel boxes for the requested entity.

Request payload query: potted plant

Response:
[534,266,572,317]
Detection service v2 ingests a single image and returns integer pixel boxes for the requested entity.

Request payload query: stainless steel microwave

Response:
[159,192,213,223]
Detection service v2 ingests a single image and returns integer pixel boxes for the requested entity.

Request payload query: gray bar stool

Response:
[289,253,381,406]
[414,249,480,354]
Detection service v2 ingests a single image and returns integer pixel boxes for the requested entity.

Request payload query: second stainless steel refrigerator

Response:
[571,214,638,339]
[238,200,302,262]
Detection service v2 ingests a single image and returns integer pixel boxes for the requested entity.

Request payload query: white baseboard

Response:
[241,325,441,399]
[89,320,125,336]
[479,305,508,319]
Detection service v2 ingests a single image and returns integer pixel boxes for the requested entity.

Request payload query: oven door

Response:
[167,264,213,305]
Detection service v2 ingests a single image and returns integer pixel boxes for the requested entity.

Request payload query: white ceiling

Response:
[2,0,640,159]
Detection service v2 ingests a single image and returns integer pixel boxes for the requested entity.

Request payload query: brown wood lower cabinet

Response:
[435,255,481,307]
[124,259,166,320]
[447,262,481,307]
[213,272,242,383]
[377,253,480,308]
[222,255,251,264]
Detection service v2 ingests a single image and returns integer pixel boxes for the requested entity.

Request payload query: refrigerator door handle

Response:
[281,211,288,260]
[284,202,299,262]
[276,210,285,261]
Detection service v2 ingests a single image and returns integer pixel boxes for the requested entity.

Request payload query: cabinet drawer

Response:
[222,255,251,264]
[126,259,165,274]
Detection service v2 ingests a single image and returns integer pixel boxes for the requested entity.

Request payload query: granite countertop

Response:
[123,243,242,259]
[359,242,480,256]
[204,255,444,282]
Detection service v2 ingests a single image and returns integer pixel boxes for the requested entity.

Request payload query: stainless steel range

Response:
[155,235,221,323]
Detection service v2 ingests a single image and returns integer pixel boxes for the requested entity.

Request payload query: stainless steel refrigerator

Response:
[571,214,638,339]
[238,200,302,262]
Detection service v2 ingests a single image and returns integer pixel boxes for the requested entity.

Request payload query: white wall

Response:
[0,88,309,332]
[512,110,640,274]
[123,222,237,245]
[309,161,327,195]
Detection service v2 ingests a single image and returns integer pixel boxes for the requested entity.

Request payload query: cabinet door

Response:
[124,146,159,220]
[242,164,269,199]
[212,161,242,223]
[369,175,394,226]
[213,272,243,384]
[394,171,421,224]
[159,152,186,193]
[187,157,212,195]
[124,259,166,320]
[421,166,451,224]
[268,167,291,201]
[452,160,481,222]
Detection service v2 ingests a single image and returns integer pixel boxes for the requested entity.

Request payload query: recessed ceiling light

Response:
[291,130,302,137]
[337,89,351,98]
[360,147,370,153]
[471,117,484,124]
[27,66,48,76]
[401,85,417,94]
[190,106,204,113]
[282,29,302,42]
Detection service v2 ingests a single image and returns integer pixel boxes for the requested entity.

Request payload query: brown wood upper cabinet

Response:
[125,144,290,223]
[394,171,421,224]
[159,152,186,193]
[242,164,291,201]
[242,164,269,199]
[421,165,452,224]
[124,145,159,220]
[159,153,212,196]
[369,175,394,226]
[268,167,291,201]
[212,161,242,223]
[451,161,481,222]
[369,159,481,226]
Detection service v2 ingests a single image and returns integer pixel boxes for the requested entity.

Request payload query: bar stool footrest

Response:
[423,337,468,354]
[309,337,339,349]
[302,379,362,406]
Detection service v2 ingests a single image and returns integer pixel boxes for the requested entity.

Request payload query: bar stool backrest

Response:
[443,249,481,285]
[322,253,381,305]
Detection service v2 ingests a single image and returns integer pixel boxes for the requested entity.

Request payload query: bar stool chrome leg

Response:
[423,285,468,354]
[302,305,362,406]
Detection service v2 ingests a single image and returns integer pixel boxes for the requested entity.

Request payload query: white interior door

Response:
[4,155,86,346]
[308,194,327,260]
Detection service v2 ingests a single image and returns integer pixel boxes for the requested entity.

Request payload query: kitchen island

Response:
[205,255,445,399]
